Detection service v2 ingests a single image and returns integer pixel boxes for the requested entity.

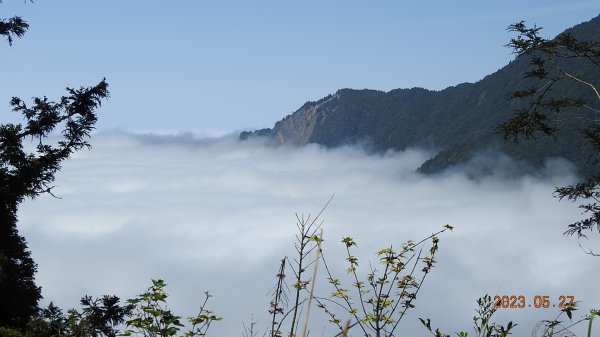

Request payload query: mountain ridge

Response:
[240,15,600,175]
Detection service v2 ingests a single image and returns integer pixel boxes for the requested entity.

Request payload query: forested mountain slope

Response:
[241,15,600,175]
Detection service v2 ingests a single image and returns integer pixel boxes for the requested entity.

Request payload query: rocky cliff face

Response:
[268,93,339,146]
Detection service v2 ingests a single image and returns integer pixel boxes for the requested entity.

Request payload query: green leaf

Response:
[342,237,356,247]
[419,318,431,330]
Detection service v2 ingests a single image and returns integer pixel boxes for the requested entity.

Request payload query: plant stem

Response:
[300,229,323,337]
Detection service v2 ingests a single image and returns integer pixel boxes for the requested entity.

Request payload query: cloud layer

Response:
[17,131,599,336]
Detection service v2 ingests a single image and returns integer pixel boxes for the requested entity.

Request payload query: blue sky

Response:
[2,1,600,133]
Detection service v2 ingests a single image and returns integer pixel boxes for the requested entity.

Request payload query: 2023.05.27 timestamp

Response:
[494,295,574,309]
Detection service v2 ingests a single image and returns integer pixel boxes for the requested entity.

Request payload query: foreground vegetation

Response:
[0,212,597,337]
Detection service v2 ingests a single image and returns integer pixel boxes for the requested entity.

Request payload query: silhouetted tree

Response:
[501,21,600,255]
[64,295,132,337]
[0,211,40,330]
[0,78,110,328]
[1,2,110,329]
[0,1,29,46]
[18,296,133,337]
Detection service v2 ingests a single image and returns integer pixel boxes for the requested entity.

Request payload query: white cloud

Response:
[16,131,599,337]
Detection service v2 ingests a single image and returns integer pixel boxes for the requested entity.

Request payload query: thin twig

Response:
[300,229,323,337]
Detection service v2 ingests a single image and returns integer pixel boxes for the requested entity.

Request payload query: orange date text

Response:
[493,295,574,309]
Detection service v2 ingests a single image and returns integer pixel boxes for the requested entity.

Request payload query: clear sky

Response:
[2,1,600,133]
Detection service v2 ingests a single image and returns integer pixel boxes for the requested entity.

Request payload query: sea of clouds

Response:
[16,131,600,337]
